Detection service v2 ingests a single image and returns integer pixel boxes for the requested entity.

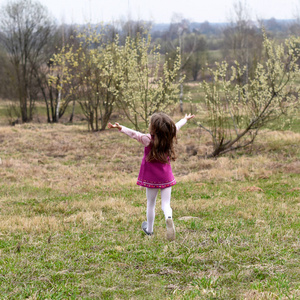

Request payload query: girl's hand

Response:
[108,122,122,130]
[185,113,195,121]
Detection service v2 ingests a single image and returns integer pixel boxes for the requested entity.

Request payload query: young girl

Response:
[108,112,195,241]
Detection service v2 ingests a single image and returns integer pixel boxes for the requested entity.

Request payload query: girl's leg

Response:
[161,187,175,241]
[146,188,159,233]
[161,187,172,219]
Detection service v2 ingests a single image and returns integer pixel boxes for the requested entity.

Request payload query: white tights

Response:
[146,187,172,233]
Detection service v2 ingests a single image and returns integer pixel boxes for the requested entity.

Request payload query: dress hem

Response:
[137,180,176,189]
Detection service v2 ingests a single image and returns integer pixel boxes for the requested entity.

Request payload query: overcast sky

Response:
[0,0,298,24]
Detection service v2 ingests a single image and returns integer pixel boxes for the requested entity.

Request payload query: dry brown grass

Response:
[1,121,299,189]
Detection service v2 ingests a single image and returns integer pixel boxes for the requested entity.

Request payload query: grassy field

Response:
[0,111,299,299]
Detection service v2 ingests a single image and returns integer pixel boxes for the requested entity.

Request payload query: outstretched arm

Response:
[108,122,122,130]
[185,113,195,121]
[108,122,151,147]
[176,114,195,131]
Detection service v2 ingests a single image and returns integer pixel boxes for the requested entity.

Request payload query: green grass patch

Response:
[0,175,299,298]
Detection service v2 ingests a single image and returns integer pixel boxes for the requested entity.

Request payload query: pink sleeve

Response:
[120,126,151,147]
[175,118,187,131]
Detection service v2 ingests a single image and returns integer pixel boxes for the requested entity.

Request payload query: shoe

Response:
[142,221,153,236]
[166,217,175,241]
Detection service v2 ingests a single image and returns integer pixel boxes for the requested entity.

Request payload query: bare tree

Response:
[184,34,207,81]
[166,15,205,112]
[169,16,192,112]
[288,1,300,36]
[0,46,16,100]
[119,19,152,42]
[0,0,55,123]
[222,1,263,82]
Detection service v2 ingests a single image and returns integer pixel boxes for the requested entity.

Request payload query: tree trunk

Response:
[56,83,62,122]
[90,111,94,131]
[21,96,28,123]
[179,77,183,113]
[69,99,76,122]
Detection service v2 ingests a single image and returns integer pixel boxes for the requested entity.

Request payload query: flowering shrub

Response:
[198,34,300,157]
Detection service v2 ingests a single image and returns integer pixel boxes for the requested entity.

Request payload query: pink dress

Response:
[120,118,187,189]
[137,141,176,188]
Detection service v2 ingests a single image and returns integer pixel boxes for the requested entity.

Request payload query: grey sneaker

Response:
[166,217,175,241]
[142,221,153,236]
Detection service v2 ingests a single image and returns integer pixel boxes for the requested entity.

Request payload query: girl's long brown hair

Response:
[147,113,177,164]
